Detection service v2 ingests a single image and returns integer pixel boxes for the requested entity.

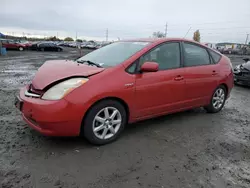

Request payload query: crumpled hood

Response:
[32,60,105,90]
[241,61,250,71]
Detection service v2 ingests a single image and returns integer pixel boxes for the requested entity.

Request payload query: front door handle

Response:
[174,75,184,81]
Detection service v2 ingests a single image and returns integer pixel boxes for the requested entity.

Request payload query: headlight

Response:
[42,78,88,100]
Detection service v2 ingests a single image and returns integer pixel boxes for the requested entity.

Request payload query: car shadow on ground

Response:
[36,107,208,149]
[234,84,250,89]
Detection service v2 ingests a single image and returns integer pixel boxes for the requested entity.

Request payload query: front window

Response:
[77,41,150,68]
[139,42,181,70]
[8,40,15,44]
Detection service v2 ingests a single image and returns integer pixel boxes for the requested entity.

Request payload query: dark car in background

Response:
[0,39,26,51]
[234,58,250,86]
[31,42,63,52]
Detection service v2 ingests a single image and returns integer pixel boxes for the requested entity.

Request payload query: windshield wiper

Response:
[76,60,102,68]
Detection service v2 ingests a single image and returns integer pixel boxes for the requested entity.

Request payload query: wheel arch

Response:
[218,83,229,96]
[80,96,130,136]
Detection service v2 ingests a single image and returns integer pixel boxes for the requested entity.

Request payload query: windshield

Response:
[77,41,150,67]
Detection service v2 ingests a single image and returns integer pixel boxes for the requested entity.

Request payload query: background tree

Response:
[47,36,60,41]
[76,39,83,42]
[64,37,74,41]
[152,31,165,38]
[193,30,200,42]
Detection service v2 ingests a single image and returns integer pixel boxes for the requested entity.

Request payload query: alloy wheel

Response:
[212,88,225,109]
[92,107,122,140]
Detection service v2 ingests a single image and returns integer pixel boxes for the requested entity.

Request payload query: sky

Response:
[1,0,250,43]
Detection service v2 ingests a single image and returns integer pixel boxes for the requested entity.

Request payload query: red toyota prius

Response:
[15,38,234,145]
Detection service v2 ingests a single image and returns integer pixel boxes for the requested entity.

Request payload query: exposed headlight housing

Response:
[234,65,241,73]
[235,65,240,70]
[42,78,88,100]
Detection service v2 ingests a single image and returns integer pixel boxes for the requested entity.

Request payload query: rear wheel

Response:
[19,47,24,51]
[83,100,127,145]
[204,85,226,113]
[40,48,44,51]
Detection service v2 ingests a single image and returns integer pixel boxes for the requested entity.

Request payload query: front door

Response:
[181,42,219,106]
[134,42,186,118]
[7,40,16,49]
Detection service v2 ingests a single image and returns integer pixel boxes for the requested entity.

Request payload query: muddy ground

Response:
[0,48,250,188]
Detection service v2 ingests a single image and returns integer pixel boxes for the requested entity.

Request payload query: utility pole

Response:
[75,31,78,41]
[106,28,109,41]
[57,32,58,39]
[164,22,168,37]
[245,34,249,44]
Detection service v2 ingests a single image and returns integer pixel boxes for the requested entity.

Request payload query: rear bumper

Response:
[19,87,85,136]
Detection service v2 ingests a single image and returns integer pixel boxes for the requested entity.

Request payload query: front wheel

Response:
[19,47,24,51]
[83,100,127,145]
[204,85,227,113]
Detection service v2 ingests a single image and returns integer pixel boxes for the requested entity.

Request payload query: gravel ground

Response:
[0,48,250,188]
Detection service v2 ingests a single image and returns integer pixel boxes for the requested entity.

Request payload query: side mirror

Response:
[140,62,159,72]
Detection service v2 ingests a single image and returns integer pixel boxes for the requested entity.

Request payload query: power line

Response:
[167,18,250,27]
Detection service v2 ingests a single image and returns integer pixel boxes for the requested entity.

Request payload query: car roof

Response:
[121,37,200,43]
[121,38,211,48]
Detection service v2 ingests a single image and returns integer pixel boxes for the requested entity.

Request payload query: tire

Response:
[83,100,127,145]
[57,48,62,52]
[204,85,227,113]
[40,48,44,51]
[19,47,24,51]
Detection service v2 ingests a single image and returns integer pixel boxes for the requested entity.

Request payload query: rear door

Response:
[134,42,186,118]
[49,43,57,51]
[181,42,219,106]
[44,43,51,51]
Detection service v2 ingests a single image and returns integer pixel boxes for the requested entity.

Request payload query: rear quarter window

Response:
[208,49,221,64]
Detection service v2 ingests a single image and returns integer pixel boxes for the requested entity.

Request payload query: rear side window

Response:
[8,40,15,44]
[183,42,211,67]
[208,49,221,64]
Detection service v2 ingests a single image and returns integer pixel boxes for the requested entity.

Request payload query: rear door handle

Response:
[174,75,184,81]
[212,70,218,76]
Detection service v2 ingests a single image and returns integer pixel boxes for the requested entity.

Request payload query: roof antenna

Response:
[183,27,192,39]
